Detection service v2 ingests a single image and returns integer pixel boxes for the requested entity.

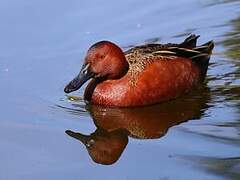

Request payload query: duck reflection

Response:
[66,128,128,165]
[66,86,210,165]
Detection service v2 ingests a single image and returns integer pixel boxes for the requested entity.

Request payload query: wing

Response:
[124,34,214,81]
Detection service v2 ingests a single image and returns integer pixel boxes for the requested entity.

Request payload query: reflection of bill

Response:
[66,87,210,165]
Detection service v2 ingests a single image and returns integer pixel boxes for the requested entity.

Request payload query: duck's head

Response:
[64,41,129,93]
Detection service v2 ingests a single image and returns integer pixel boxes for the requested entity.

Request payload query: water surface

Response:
[0,0,239,179]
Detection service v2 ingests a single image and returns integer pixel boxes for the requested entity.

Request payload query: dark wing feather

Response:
[124,34,214,81]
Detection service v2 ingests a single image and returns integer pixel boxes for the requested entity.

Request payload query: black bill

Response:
[64,63,94,93]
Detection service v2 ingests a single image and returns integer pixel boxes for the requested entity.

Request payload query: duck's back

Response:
[86,35,214,107]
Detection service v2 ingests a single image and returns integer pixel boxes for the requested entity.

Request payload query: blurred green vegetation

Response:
[222,17,240,60]
[202,157,240,179]
[185,3,240,178]
[206,0,240,6]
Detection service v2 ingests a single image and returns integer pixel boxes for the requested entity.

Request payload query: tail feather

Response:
[177,35,214,82]
[193,40,214,53]
[179,34,200,48]
[192,40,214,82]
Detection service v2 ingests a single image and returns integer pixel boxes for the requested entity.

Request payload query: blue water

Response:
[0,0,239,179]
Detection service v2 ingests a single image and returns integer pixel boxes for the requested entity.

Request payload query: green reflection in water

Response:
[205,0,240,6]
[221,14,240,114]
[183,156,240,179]
[184,4,240,178]
[222,17,240,60]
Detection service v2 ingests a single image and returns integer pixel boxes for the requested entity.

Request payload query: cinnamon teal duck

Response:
[64,35,214,107]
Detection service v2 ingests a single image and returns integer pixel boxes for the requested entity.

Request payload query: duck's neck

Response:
[106,55,129,80]
[84,78,104,102]
[84,53,129,102]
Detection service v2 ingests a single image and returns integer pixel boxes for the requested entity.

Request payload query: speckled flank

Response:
[125,50,177,86]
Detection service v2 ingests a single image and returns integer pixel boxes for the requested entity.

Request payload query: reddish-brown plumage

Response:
[64,35,214,107]
[87,58,200,107]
